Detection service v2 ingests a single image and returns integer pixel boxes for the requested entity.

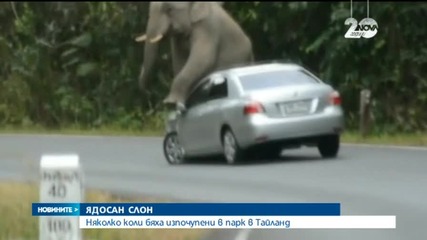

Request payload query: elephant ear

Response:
[190,2,212,23]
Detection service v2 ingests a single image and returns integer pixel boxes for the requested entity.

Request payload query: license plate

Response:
[280,100,311,115]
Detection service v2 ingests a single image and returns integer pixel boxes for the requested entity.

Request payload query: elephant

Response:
[135,2,254,105]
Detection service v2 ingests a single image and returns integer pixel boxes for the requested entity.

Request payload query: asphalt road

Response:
[0,134,426,240]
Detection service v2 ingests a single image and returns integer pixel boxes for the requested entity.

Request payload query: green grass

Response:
[1,125,426,147]
[341,131,427,146]
[0,124,163,137]
[0,181,208,240]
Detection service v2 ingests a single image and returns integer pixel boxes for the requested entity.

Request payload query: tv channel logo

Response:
[344,17,378,39]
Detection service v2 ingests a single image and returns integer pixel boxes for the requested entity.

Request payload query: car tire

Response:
[222,129,244,165]
[163,132,186,165]
[318,134,340,158]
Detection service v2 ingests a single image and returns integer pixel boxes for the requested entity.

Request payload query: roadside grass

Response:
[0,181,207,240]
[0,125,162,137]
[1,125,427,147]
[341,131,427,146]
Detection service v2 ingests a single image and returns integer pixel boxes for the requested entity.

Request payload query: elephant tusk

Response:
[149,34,163,43]
[135,34,147,42]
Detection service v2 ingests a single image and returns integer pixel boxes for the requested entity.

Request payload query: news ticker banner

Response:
[33,203,340,216]
[32,203,396,229]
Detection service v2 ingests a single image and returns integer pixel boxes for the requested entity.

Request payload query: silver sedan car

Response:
[163,62,344,165]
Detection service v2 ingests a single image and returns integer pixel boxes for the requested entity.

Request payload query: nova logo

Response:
[344,18,378,39]
[344,0,378,39]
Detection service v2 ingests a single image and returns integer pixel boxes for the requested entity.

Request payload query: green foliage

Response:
[0,2,426,134]
[226,2,427,133]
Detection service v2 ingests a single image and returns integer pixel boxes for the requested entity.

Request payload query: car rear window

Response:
[238,69,320,91]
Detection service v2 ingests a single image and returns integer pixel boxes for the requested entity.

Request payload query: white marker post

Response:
[40,154,83,240]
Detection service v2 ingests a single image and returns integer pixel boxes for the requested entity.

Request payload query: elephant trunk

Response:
[137,8,170,92]
[138,40,159,91]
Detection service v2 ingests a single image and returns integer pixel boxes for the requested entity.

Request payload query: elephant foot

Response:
[163,95,186,112]
[163,96,177,109]
[163,94,184,105]
[163,97,176,105]
[163,103,176,111]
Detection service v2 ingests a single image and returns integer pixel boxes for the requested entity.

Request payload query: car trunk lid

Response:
[244,84,335,118]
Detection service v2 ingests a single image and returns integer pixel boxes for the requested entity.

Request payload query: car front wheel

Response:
[163,132,185,165]
[222,129,244,165]
[317,134,340,158]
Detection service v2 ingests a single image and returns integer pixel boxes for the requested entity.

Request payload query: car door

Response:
[197,75,229,154]
[178,79,211,155]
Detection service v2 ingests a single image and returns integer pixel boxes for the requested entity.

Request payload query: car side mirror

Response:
[177,102,187,113]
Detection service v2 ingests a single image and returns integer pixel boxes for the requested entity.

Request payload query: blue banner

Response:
[32,203,80,216]
[33,203,340,216]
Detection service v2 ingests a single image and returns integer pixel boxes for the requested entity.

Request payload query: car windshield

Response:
[238,69,320,91]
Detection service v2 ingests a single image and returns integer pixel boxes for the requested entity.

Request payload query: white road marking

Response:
[234,229,252,240]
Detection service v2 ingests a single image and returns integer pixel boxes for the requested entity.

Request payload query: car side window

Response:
[185,80,211,109]
[208,75,228,100]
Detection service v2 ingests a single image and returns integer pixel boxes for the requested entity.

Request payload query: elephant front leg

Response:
[170,36,189,76]
[163,31,217,105]
[163,80,190,105]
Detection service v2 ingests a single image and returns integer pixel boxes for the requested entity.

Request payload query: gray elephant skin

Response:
[136,2,254,105]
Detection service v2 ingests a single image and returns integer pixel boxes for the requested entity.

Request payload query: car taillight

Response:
[243,101,264,115]
[329,91,341,105]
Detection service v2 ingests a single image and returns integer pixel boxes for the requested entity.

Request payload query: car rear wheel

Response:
[317,134,340,158]
[222,129,244,165]
[163,132,185,164]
